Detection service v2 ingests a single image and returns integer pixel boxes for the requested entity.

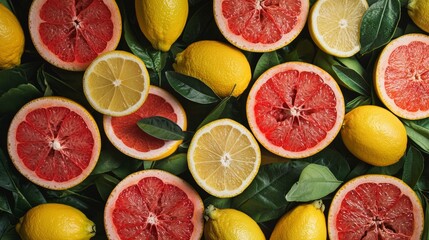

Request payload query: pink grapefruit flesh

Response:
[213,0,310,52]
[7,96,101,190]
[246,62,345,159]
[375,33,429,120]
[328,174,424,240]
[104,169,204,240]
[28,0,122,71]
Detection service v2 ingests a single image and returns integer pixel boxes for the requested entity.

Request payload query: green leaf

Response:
[360,0,401,54]
[283,38,316,63]
[137,116,186,140]
[0,195,11,214]
[112,159,144,179]
[95,174,120,201]
[402,146,424,188]
[253,51,282,81]
[402,119,429,153]
[165,71,219,104]
[152,153,188,175]
[91,149,123,175]
[204,196,232,209]
[0,150,15,192]
[182,1,213,44]
[303,148,351,181]
[0,84,41,115]
[286,164,342,202]
[367,157,404,175]
[332,65,370,96]
[346,95,372,112]
[0,62,40,94]
[197,96,234,129]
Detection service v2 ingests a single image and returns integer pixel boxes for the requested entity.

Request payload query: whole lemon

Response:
[341,105,407,166]
[173,40,252,98]
[135,0,188,51]
[270,200,327,240]
[16,203,96,240]
[204,205,266,240]
[408,0,429,33]
[0,3,24,69]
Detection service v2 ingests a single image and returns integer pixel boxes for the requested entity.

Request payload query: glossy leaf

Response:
[302,148,351,181]
[0,150,15,192]
[138,116,186,140]
[346,95,372,112]
[0,195,11,214]
[152,153,188,176]
[402,146,424,188]
[0,84,41,115]
[332,64,370,95]
[182,1,212,44]
[402,119,429,153]
[253,51,282,81]
[95,174,120,201]
[197,96,234,129]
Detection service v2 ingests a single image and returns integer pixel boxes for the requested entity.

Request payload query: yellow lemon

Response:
[16,203,96,240]
[270,200,327,240]
[173,40,252,98]
[0,3,24,69]
[340,105,407,166]
[204,205,266,240]
[135,0,188,51]
[408,0,429,33]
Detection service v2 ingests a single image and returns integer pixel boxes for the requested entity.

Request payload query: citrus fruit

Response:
[408,0,429,33]
[7,96,101,190]
[270,200,326,240]
[173,40,251,98]
[374,33,429,120]
[16,203,96,240]
[135,0,188,51]
[28,0,122,71]
[103,85,187,161]
[213,0,309,52]
[340,105,407,167]
[0,3,25,69]
[204,205,266,240]
[104,169,204,240]
[328,174,424,239]
[187,118,261,198]
[308,0,368,58]
[83,50,150,117]
[246,62,345,159]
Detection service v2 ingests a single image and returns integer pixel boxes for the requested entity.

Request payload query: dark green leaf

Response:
[367,157,404,175]
[0,195,11,214]
[112,159,144,179]
[40,69,84,102]
[346,162,371,180]
[165,71,219,104]
[18,181,46,207]
[253,51,281,81]
[402,119,429,153]
[360,0,401,54]
[332,65,370,95]
[334,56,367,77]
[152,153,188,175]
[182,1,213,44]
[283,39,316,63]
[91,149,123,175]
[402,146,424,188]
[0,84,41,115]
[303,148,351,181]
[137,116,186,140]
[204,196,232,209]
[197,96,234,129]
[0,150,15,192]
[346,95,372,112]
[95,174,120,201]
[0,62,40,94]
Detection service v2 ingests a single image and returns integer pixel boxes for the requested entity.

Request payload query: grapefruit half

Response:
[374,33,429,120]
[104,169,204,240]
[328,174,424,239]
[246,62,345,159]
[213,0,310,52]
[7,96,101,190]
[103,86,187,161]
[28,0,122,71]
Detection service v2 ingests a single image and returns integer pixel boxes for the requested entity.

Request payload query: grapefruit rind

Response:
[104,169,204,240]
[103,86,187,161]
[374,33,429,120]
[7,96,101,190]
[246,62,345,159]
[213,0,310,52]
[328,174,424,240]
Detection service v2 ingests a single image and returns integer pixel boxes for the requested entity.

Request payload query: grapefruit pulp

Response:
[104,169,204,240]
[28,0,122,71]
[246,62,345,159]
[7,96,101,190]
[328,174,424,239]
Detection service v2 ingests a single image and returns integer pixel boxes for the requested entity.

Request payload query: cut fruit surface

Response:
[103,85,187,161]
[104,169,204,240]
[328,174,424,240]
[213,0,309,52]
[246,62,345,159]
[7,96,101,190]
[83,50,150,117]
[374,33,429,120]
[187,118,261,198]
[28,0,122,71]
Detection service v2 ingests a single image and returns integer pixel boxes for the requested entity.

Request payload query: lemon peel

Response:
[0,3,24,69]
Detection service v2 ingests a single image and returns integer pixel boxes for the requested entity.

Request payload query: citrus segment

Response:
[213,0,309,52]
[309,0,368,57]
[83,50,150,117]
[187,118,261,198]
[246,62,345,159]
[103,85,187,161]
[328,174,424,240]
[374,33,429,120]
[7,96,101,190]
[104,169,204,240]
[28,0,122,71]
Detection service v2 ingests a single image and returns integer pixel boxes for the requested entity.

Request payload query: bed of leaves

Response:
[0,0,428,239]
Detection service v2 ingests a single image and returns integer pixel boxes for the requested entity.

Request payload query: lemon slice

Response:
[83,50,150,116]
[188,118,261,198]
[309,0,368,57]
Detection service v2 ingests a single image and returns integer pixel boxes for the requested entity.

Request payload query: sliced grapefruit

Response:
[7,96,101,190]
[374,33,429,120]
[246,62,345,159]
[328,174,424,239]
[104,169,204,240]
[213,0,309,52]
[103,85,187,161]
[28,0,122,71]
